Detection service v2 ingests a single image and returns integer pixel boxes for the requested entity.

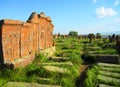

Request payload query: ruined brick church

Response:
[0,12,54,68]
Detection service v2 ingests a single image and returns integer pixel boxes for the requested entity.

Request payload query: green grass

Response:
[84,65,98,87]
[97,63,120,68]
[98,70,120,79]
[99,66,120,73]
[84,63,120,87]
[60,77,75,87]
[0,37,84,87]
[1,36,119,87]
[97,75,120,86]
[94,49,118,54]
[53,37,83,86]
[96,63,120,86]
[55,37,120,87]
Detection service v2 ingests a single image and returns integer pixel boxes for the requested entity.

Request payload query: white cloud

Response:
[114,0,120,6]
[96,7,117,18]
[92,0,97,3]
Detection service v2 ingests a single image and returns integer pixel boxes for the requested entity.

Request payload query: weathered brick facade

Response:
[0,12,54,68]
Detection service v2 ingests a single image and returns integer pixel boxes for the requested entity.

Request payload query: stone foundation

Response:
[40,46,55,57]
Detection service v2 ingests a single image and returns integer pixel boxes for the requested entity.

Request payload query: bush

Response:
[68,31,78,37]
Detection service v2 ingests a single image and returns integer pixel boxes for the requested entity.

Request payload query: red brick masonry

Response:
[0,12,54,68]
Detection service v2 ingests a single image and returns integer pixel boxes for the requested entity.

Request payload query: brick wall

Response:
[0,12,54,68]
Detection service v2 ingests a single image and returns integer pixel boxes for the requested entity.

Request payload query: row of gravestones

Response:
[54,33,120,42]
[54,33,120,51]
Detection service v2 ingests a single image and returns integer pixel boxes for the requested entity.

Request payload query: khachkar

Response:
[0,12,54,68]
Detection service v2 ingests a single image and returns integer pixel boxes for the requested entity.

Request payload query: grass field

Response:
[0,37,83,87]
[0,36,120,87]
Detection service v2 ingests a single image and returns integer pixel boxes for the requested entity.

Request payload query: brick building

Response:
[0,12,54,68]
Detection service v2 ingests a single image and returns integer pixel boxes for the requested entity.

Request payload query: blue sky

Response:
[0,0,120,34]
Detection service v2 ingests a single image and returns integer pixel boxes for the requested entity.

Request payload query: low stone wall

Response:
[13,46,55,68]
[82,54,120,64]
[0,46,55,69]
[93,54,120,64]
[40,46,56,57]
[13,52,35,68]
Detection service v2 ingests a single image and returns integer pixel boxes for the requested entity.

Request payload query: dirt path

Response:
[76,64,90,87]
